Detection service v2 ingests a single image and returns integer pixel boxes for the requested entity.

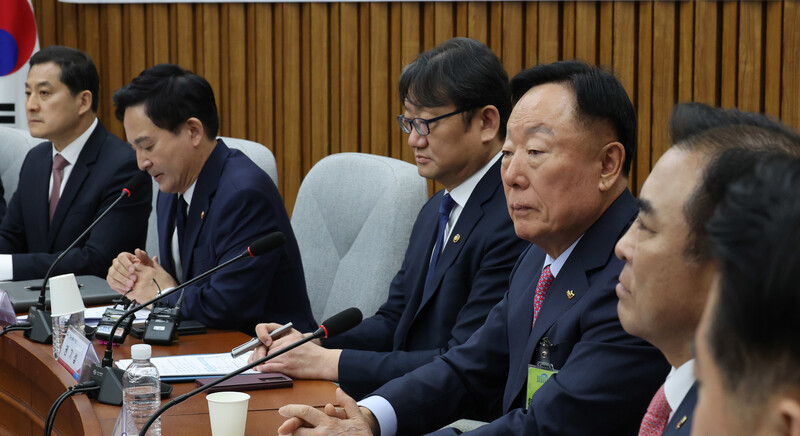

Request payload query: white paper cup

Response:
[207,391,250,436]
[49,273,86,317]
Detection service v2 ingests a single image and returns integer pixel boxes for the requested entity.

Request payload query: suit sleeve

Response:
[0,149,38,254]
[336,219,527,400]
[0,179,28,254]
[7,148,151,280]
[373,292,515,435]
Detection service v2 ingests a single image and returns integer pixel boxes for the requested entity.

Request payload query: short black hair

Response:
[398,37,511,138]
[30,45,100,112]
[670,102,800,261]
[510,60,636,176]
[706,154,800,403]
[113,64,219,139]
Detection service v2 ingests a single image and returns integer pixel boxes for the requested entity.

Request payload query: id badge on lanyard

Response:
[527,337,558,409]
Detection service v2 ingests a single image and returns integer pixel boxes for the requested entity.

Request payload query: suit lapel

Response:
[48,126,103,249]
[663,382,698,435]
[413,161,501,317]
[180,140,228,278]
[505,253,589,410]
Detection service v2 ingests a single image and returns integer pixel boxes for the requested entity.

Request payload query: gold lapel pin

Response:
[566,290,575,300]
[676,415,688,429]
[452,234,461,244]
[200,211,205,219]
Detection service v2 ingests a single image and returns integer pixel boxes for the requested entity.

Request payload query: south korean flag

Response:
[0,0,39,129]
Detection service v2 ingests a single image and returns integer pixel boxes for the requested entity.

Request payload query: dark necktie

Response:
[49,154,69,222]
[422,193,456,300]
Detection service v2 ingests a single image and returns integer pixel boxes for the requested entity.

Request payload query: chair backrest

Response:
[0,126,44,205]
[291,152,429,322]
[144,137,279,255]
[219,136,278,185]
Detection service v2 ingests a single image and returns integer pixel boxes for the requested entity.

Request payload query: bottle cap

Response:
[131,343,152,360]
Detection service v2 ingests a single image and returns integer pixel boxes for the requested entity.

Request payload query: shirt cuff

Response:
[358,396,398,436]
[0,255,13,281]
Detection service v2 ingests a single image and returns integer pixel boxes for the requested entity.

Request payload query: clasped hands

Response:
[277,387,377,436]
[106,248,177,303]
[248,324,376,434]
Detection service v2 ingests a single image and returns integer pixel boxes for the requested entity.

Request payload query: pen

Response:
[230,322,293,358]
[25,283,84,291]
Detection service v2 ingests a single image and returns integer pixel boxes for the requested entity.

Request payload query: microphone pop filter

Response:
[247,232,285,257]
[122,171,152,197]
[319,307,362,338]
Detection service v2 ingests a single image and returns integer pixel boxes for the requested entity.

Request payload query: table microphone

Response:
[85,232,285,406]
[138,307,363,436]
[24,171,151,344]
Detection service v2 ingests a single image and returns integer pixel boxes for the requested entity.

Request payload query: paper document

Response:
[115,352,258,378]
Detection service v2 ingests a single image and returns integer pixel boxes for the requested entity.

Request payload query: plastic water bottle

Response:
[123,344,161,435]
[51,312,84,359]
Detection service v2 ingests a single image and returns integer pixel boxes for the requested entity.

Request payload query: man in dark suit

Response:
[693,154,800,436]
[0,46,150,281]
[276,62,670,436]
[249,38,527,401]
[106,64,315,335]
[616,104,800,436]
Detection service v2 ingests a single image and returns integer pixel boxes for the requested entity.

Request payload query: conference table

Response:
[0,327,338,435]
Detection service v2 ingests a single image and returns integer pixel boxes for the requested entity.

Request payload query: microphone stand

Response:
[138,307,362,435]
[88,249,257,405]
[138,331,325,435]
[26,190,131,344]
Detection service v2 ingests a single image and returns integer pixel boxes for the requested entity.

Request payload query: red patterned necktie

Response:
[532,264,553,327]
[49,154,69,222]
[638,383,671,436]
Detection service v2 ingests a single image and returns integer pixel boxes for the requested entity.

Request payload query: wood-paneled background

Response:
[30,0,800,211]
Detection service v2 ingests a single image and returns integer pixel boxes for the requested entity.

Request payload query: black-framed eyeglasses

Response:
[397,108,469,136]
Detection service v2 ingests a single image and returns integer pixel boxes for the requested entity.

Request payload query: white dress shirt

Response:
[0,118,98,281]
[664,359,696,422]
[438,152,501,255]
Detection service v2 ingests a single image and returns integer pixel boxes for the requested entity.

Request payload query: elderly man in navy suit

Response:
[616,104,800,436]
[274,61,672,435]
[0,46,150,281]
[105,64,315,335]
[249,38,527,402]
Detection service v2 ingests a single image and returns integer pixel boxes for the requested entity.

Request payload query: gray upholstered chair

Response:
[144,137,279,255]
[0,126,44,206]
[291,152,428,322]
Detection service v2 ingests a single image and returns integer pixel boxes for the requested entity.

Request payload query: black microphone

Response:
[24,171,151,344]
[142,232,286,346]
[86,233,284,406]
[138,308,363,435]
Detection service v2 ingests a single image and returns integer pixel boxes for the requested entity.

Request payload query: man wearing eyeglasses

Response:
[249,37,527,404]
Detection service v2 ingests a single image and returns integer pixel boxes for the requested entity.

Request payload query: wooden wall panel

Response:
[28,0,800,208]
